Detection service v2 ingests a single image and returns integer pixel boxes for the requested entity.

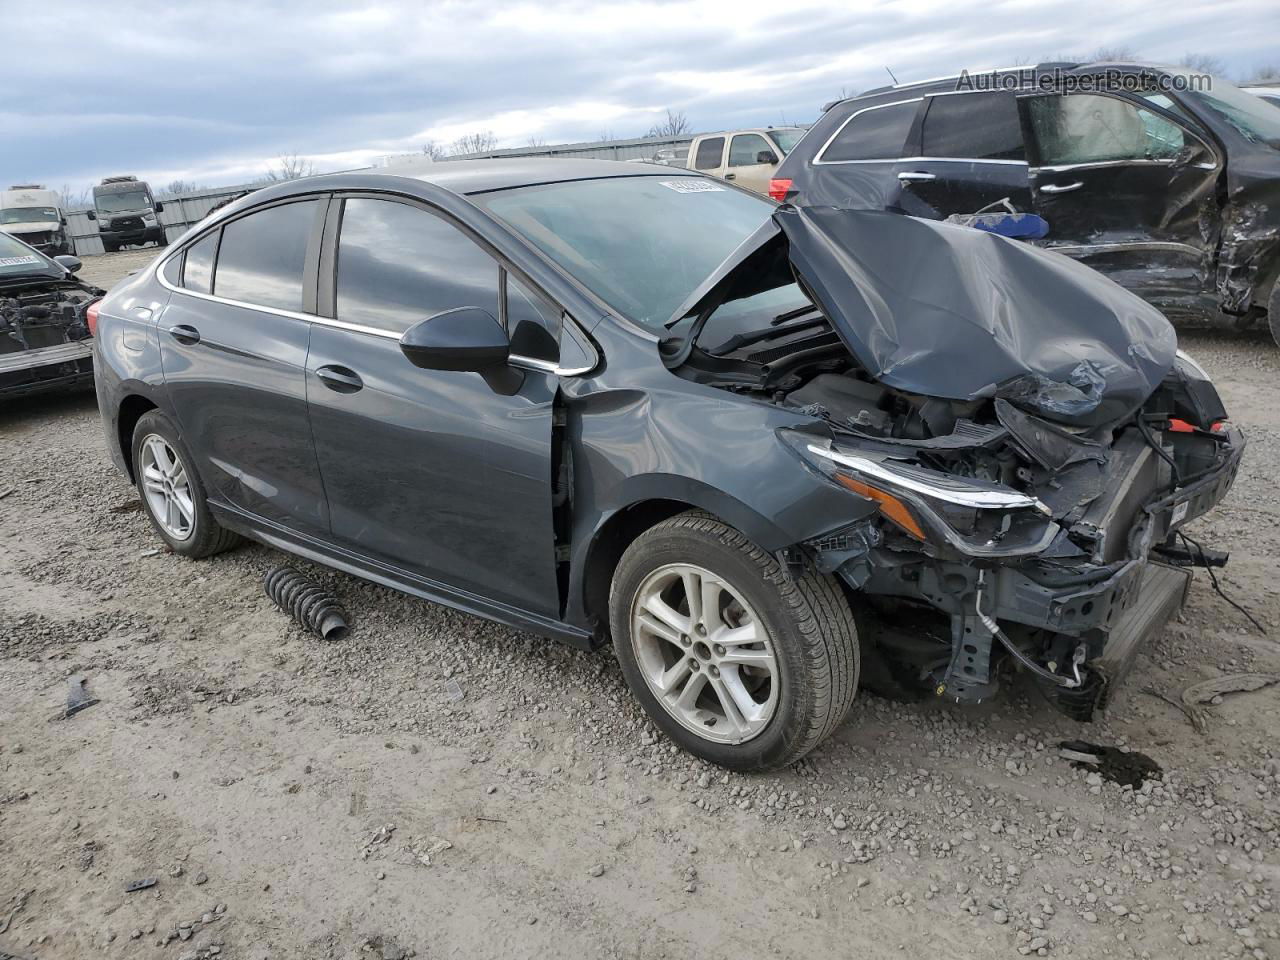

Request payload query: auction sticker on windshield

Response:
[0,256,41,267]
[659,180,724,194]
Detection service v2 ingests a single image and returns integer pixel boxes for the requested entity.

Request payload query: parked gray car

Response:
[92,159,1243,770]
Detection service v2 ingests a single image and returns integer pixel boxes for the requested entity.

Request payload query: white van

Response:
[0,185,73,256]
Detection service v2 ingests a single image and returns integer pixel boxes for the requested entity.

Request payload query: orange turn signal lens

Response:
[834,473,926,541]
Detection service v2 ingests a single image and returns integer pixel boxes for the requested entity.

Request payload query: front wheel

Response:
[609,512,859,771]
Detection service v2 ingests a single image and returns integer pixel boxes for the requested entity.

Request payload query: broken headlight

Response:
[783,431,1059,558]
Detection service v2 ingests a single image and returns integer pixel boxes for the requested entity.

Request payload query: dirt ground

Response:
[2,249,1279,960]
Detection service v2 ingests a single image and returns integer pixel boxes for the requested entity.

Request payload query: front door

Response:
[304,195,561,617]
[1020,92,1222,317]
[157,198,330,536]
[724,133,779,194]
[893,91,1034,219]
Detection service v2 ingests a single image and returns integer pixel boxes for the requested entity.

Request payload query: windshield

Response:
[769,129,805,154]
[95,190,151,213]
[1181,74,1280,147]
[1,206,59,224]
[0,232,55,277]
[473,176,779,330]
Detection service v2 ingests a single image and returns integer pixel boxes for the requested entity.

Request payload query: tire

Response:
[1268,277,1280,348]
[609,511,859,771]
[103,241,119,253]
[131,410,241,559]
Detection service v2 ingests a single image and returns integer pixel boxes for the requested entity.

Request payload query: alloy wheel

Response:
[139,434,195,541]
[629,562,779,744]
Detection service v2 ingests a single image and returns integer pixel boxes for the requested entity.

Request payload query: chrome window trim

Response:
[155,249,598,376]
[813,98,922,166]
[1032,159,1217,173]
[1042,240,1205,257]
[822,155,1029,167]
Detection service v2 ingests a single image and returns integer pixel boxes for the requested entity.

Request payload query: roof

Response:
[388,156,685,194]
[826,61,1188,110]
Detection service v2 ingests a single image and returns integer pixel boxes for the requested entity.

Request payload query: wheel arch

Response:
[573,478,801,643]
[116,393,159,482]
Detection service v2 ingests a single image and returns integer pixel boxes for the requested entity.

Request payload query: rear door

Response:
[894,91,1033,218]
[804,98,922,209]
[304,194,562,617]
[691,136,727,179]
[157,197,330,536]
[724,132,779,194]
[1020,92,1222,315]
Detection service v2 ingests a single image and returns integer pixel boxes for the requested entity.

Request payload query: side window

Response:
[728,133,774,167]
[213,200,318,311]
[182,230,218,294]
[921,93,1024,161]
[505,273,560,362]
[1027,95,1187,165]
[693,137,725,170]
[820,101,918,162]
[161,250,184,287]
[336,197,499,334]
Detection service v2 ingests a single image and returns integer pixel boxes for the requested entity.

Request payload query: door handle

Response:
[1039,181,1084,194]
[897,171,936,182]
[315,365,364,393]
[167,324,200,345]
[724,173,736,180]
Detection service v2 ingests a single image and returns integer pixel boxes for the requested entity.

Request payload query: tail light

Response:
[85,299,101,337]
[768,178,793,202]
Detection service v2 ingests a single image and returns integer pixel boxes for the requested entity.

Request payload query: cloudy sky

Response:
[2,0,1275,195]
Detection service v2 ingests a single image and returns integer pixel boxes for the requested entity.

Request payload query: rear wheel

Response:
[1268,277,1280,348]
[103,240,120,253]
[131,410,241,559]
[609,511,859,771]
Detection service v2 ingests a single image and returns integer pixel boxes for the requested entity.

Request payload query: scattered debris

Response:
[443,678,465,702]
[1058,741,1162,788]
[124,877,158,893]
[397,836,452,866]
[264,566,350,640]
[1183,672,1280,708]
[0,488,13,500]
[55,675,99,720]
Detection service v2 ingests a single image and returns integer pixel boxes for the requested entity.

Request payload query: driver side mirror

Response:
[54,255,82,274]
[756,150,779,165]
[85,210,96,221]
[399,307,510,372]
[154,201,164,213]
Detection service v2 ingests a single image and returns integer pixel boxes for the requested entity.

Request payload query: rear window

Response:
[182,231,218,294]
[212,201,318,311]
[694,137,725,170]
[920,93,1024,161]
[820,101,918,162]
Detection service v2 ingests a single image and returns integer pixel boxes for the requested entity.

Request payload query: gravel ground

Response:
[2,250,1279,960]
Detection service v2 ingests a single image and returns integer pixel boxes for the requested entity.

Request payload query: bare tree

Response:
[526,135,547,148]
[159,179,204,198]
[1244,63,1280,84]
[420,140,446,161]
[55,184,91,209]
[1089,46,1142,62]
[1177,52,1225,76]
[596,129,616,142]
[449,131,498,156]
[645,109,691,138]
[262,153,317,182]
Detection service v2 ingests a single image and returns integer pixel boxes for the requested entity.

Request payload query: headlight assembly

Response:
[782,431,1058,558]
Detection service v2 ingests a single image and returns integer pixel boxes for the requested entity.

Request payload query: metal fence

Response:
[381,133,696,167]
[65,182,260,257]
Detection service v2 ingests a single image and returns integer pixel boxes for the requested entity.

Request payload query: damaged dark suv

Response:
[92,160,1243,770]
[773,62,1280,345]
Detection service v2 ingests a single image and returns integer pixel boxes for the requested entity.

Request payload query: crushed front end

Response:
[787,351,1243,718]
[0,278,102,399]
[668,206,1244,719]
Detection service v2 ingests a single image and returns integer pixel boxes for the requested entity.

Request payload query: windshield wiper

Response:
[706,308,827,356]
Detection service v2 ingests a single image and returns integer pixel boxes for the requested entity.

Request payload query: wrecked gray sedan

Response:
[91,161,1243,771]
[1,231,101,399]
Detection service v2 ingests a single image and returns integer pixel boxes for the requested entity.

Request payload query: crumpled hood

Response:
[775,206,1178,427]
